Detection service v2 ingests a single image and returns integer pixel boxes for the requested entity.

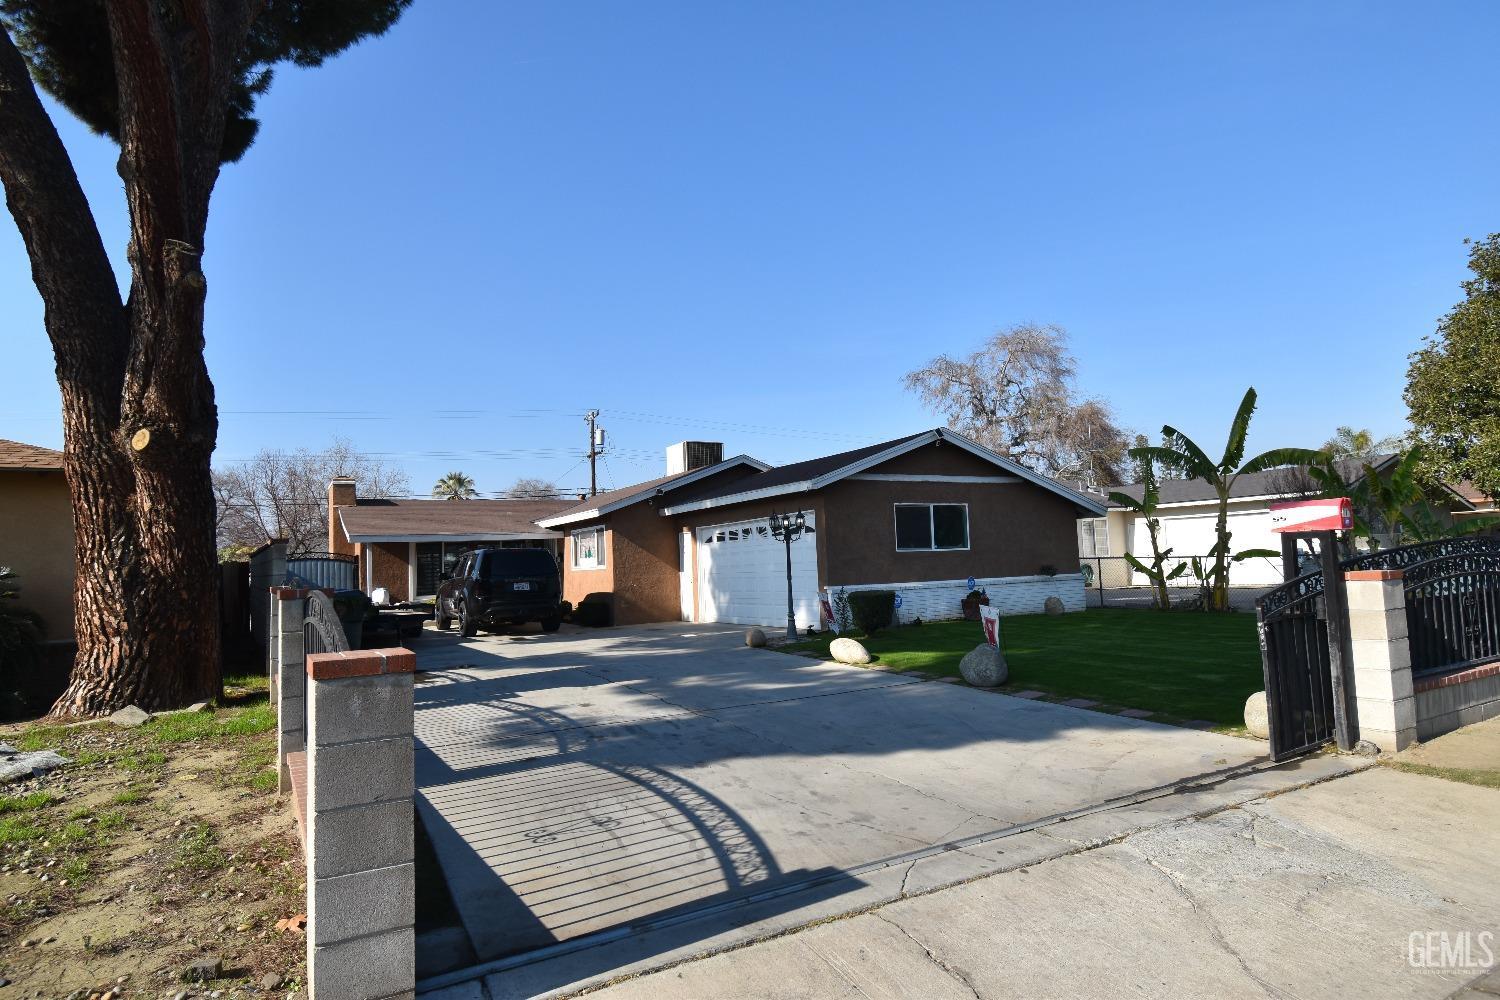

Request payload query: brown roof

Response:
[337,498,572,542]
[667,432,930,507]
[540,471,698,523]
[0,438,64,471]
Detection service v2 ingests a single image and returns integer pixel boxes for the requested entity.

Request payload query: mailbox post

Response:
[1269,498,1356,752]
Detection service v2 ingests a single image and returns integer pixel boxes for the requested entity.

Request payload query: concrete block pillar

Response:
[305,647,416,1000]
[1345,569,1417,752]
[274,588,309,793]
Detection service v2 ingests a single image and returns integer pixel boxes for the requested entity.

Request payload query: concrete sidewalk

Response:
[543,766,1500,1000]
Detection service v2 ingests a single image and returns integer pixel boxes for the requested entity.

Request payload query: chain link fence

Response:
[1080,555,1282,611]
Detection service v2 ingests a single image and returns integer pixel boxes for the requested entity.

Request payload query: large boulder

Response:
[1043,596,1066,616]
[959,644,1008,687]
[829,637,872,665]
[1244,691,1270,740]
[745,627,767,648]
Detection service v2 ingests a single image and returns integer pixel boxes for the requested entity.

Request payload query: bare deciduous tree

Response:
[504,477,562,499]
[903,324,1131,487]
[214,439,409,555]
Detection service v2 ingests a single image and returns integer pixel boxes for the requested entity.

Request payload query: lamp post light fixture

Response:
[768,510,812,640]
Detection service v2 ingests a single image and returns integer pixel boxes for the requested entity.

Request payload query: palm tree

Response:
[1131,388,1323,611]
[432,471,478,501]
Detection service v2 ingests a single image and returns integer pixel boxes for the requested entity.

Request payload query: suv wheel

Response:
[540,615,561,633]
[434,600,451,631]
[459,605,477,638]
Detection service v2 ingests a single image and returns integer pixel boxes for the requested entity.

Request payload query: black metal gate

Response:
[302,590,349,738]
[1257,570,1338,761]
[1257,535,1500,761]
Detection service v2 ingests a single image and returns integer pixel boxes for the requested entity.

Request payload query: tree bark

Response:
[0,2,255,715]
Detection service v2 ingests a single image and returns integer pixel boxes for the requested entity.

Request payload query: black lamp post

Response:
[769,511,811,640]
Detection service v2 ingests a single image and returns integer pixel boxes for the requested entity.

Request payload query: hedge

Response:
[846,590,896,634]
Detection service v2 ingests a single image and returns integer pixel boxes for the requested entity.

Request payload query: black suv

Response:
[435,548,563,637]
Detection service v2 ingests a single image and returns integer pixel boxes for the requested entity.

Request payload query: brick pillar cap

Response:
[307,647,415,680]
[1345,569,1403,581]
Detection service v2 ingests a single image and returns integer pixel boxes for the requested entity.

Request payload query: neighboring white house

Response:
[1078,456,1478,590]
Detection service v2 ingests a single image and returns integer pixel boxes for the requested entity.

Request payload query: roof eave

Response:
[535,454,770,528]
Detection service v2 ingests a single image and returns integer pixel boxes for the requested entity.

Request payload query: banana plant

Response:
[1131,388,1323,612]
[1109,464,1185,610]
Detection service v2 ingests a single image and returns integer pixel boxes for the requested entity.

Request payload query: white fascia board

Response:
[660,429,1110,517]
[659,480,816,515]
[342,531,562,544]
[536,454,772,528]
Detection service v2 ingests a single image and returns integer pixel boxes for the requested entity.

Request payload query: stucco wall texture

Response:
[0,470,75,640]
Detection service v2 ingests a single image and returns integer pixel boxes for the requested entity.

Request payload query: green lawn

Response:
[786,609,1263,730]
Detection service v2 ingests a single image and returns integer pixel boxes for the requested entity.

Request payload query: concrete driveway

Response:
[412,622,1274,994]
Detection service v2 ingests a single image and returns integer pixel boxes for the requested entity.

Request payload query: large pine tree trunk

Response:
[1,3,253,716]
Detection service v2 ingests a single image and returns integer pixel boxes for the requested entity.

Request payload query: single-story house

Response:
[326,478,572,602]
[1086,456,1478,588]
[537,430,1106,628]
[0,439,75,641]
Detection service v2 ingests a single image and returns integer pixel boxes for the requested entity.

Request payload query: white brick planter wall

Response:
[834,573,1085,626]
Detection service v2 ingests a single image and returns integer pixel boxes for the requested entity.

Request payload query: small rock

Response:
[959,643,1008,687]
[108,705,153,728]
[829,637,871,665]
[1043,595,1065,616]
[182,957,222,982]
[260,973,282,991]
[744,627,767,648]
[1243,691,1270,740]
[1352,739,1381,757]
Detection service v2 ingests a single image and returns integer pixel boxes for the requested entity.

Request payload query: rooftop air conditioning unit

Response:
[666,441,724,475]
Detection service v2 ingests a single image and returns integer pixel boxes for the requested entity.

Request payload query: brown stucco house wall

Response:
[0,440,75,641]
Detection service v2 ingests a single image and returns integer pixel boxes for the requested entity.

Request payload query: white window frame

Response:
[571,526,607,570]
[1078,517,1110,557]
[893,502,970,552]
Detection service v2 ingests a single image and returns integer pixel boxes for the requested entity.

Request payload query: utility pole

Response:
[585,410,605,497]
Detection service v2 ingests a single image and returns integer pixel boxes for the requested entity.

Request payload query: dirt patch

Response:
[0,681,306,997]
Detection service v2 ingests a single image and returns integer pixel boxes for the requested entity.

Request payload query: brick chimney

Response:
[329,478,357,556]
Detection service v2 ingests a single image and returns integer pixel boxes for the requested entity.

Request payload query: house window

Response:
[1078,518,1110,557]
[894,503,969,551]
[572,527,606,570]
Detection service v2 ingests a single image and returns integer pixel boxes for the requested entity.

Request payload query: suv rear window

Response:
[482,549,558,578]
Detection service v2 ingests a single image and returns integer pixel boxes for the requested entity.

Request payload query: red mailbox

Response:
[1268,497,1353,534]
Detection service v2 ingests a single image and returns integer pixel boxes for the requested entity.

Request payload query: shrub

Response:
[573,599,612,628]
[1038,564,1058,577]
[829,589,853,634]
[558,600,574,621]
[847,590,896,634]
[963,589,988,603]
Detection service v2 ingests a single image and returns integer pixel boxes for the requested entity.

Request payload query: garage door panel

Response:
[697,516,819,628]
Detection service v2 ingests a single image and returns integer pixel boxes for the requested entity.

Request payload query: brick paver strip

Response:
[1061,698,1100,709]
[1009,690,1047,699]
[1117,708,1155,719]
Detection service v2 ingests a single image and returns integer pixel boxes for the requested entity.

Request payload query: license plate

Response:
[513,582,531,591]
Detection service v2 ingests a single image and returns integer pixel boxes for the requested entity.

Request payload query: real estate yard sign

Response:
[979,604,1001,647]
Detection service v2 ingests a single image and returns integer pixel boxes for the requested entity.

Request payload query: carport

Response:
[412,623,1266,995]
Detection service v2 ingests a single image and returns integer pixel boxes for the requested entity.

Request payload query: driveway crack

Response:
[1138,853,1297,999]
[872,911,983,1000]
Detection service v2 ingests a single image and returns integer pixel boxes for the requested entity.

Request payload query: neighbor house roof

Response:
[338,498,573,543]
[658,428,1108,517]
[535,455,772,529]
[0,439,64,471]
[1102,454,1476,512]
[1103,456,1391,508]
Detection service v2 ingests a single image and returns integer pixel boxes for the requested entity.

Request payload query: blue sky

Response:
[2,2,1497,495]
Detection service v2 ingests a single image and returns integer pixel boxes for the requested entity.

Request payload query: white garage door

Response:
[696,515,820,628]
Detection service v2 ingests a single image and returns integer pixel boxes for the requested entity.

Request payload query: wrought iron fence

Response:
[1402,548,1500,677]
